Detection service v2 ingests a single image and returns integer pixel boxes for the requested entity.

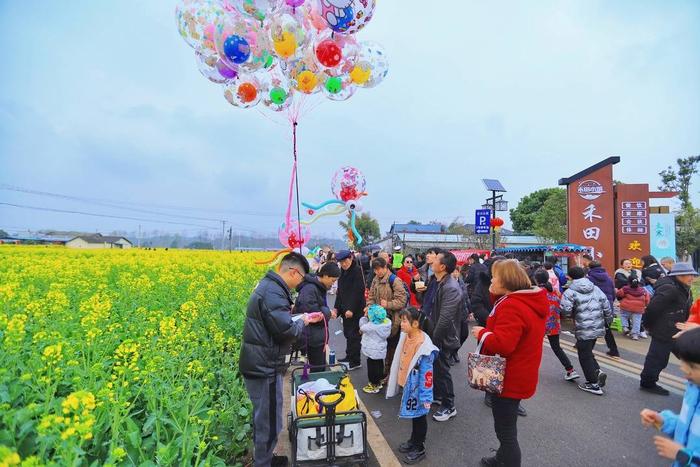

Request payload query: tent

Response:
[450,249,491,265]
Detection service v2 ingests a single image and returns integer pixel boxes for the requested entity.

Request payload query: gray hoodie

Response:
[560,278,613,340]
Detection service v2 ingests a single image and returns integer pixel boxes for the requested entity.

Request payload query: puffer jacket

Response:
[385,331,438,419]
[431,275,463,351]
[240,271,304,378]
[470,269,493,326]
[560,278,613,340]
[396,265,420,307]
[642,276,693,342]
[616,285,649,314]
[368,273,408,336]
[294,275,331,349]
[359,316,391,360]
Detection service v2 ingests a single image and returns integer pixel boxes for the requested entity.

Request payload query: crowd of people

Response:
[239,246,700,467]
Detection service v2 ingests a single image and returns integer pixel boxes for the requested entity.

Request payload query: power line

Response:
[0,202,220,230]
[0,184,280,218]
[0,184,226,223]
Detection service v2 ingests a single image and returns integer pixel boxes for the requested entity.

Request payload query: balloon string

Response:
[293,120,303,254]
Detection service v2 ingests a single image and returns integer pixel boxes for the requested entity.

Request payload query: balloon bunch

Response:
[176,0,388,115]
[302,166,367,244]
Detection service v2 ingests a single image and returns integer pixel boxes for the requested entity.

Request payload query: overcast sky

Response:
[1,0,699,239]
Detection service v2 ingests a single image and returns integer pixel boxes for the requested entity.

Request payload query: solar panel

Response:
[482,179,507,192]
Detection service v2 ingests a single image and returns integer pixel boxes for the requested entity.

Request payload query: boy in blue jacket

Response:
[641,327,700,466]
[386,307,438,464]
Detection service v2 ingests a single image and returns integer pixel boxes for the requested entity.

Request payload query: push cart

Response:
[288,364,368,466]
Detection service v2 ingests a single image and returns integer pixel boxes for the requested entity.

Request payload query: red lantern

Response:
[316,39,343,68]
[489,217,504,227]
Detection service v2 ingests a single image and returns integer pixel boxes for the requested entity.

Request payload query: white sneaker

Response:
[432,407,457,422]
[640,331,648,339]
[565,370,580,381]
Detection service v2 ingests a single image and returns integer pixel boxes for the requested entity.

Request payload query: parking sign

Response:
[475,209,491,234]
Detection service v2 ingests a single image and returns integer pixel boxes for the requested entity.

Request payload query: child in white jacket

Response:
[360,304,391,394]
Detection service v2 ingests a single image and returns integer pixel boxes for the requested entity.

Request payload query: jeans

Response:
[491,396,521,467]
[307,345,326,373]
[547,334,573,371]
[576,338,600,384]
[433,350,454,409]
[343,320,362,366]
[641,338,675,387]
[244,373,283,467]
[410,415,427,449]
[367,357,384,385]
[620,310,642,337]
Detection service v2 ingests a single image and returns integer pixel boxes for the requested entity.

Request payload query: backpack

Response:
[388,273,410,308]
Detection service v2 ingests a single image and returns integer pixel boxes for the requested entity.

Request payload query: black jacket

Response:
[240,271,304,378]
[471,269,493,326]
[335,259,366,329]
[466,262,487,295]
[432,275,463,351]
[642,276,693,342]
[294,275,330,349]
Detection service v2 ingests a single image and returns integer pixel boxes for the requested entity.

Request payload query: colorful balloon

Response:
[349,61,371,85]
[340,0,376,35]
[234,0,281,22]
[279,219,310,249]
[196,51,234,83]
[260,67,294,111]
[269,13,308,61]
[322,76,356,101]
[223,34,251,64]
[223,76,262,108]
[320,0,354,32]
[175,0,226,51]
[331,166,366,202]
[315,39,342,67]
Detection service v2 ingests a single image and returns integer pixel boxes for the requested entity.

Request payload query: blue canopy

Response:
[494,243,591,254]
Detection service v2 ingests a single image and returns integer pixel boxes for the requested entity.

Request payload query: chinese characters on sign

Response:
[581,202,603,242]
[628,240,642,252]
[621,201,648,235]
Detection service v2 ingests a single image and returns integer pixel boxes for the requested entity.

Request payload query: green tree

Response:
[658,155,700,210]
[659,156,700,255]
[510,188,566,234]
[340,212,381,249]
[407,220,421,225]
[532,189,568,243]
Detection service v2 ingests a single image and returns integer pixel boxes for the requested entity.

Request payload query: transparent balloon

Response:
[260,68,295,111]
[196,51,236,84]
[175,0,227,52]
[268,13,309,62]
[356,41,387,88]
[279,219,311,249]
[286,50,322,94]
[322,75,356,101]
[331,167,366,201]
[223,75,262,108]
[299,0,329,33]
[215,15,274,72]
[231,0,282,22]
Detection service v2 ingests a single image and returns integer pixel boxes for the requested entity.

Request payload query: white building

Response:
[66,234,132,249]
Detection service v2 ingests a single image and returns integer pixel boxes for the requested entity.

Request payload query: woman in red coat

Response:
[396,255,420,307]
[471,259,547,467]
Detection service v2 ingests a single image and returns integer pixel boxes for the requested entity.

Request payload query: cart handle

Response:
[315,389,345,410]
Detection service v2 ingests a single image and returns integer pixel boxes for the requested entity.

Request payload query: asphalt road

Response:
[325,314,684,467]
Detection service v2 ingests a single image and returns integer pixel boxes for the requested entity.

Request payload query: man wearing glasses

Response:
[240,252,323,467]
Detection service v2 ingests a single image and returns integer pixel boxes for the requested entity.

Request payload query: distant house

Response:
[389,223,445,235]
[66,234,132,249]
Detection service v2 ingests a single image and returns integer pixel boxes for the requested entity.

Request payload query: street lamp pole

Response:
[491,189,497,251]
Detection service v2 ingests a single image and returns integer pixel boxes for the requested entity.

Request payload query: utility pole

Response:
[228,227,232,252]
[138,224,141,248]
[221,221,226,251]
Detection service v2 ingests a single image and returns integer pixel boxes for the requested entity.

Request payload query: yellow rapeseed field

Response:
[0,245,269,466]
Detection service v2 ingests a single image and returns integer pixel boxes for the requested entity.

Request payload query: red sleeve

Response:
[477,303,526,357]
